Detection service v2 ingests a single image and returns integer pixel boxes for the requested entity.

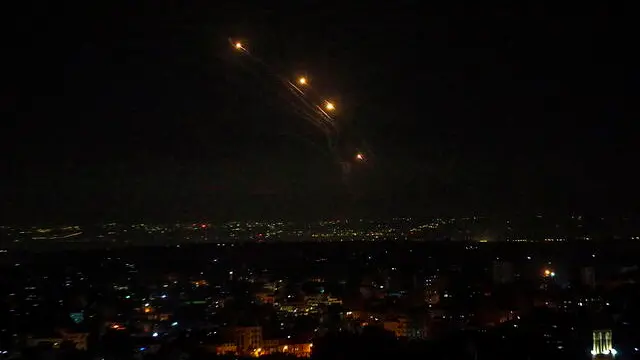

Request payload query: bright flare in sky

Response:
[234,42,244,50]
[298,77,307,85]
[355,153,364,161]
[325,101,335,111]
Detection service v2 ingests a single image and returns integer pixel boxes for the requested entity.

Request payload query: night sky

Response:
[3,2,638,223]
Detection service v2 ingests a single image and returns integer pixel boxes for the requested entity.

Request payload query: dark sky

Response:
[3,2,638,223]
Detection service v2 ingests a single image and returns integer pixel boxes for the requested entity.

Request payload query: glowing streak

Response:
[284,88,334,135]
[234,42,244,50]
[356,153,364,161]
[315,105,334,123]
[288,81,305,95]
[286,80,336,132]
[285,80,336,133]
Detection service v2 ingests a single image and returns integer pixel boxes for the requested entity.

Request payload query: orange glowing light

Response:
[325,101,335,111]
[298,77,307,85]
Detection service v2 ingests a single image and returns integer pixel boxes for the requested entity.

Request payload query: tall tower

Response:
[591,329,617,359]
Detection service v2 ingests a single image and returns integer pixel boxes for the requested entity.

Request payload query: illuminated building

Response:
[383,317,428,339]
[591,329,616,359]
[278,343,312,357]
[277,302,311,314]
[146,312,171,321]
[383,318,408,337]
[235,326,263,354]
[304,294,342,307]
[191,279,208,287]
[226,326,312,357]
[214,342,237,355]
[255,292,275,304]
